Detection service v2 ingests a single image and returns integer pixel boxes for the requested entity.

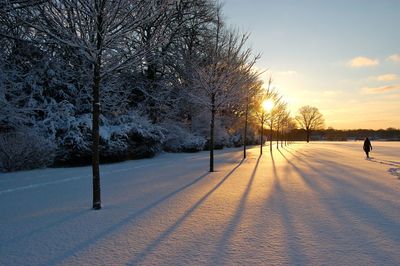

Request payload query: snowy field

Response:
[1,141,400,265]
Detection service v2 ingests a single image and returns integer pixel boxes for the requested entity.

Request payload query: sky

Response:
[223,0,400,130]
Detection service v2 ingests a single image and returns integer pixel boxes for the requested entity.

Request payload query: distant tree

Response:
[295,105,325,142]
[191,8,258,171]
[275,103,289,148]
[253,78,278,155]
[283,116,296,145]
[242,76,262,158]
[260,86,281,152]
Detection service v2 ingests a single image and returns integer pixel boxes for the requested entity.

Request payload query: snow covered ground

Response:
[1,141,399,265]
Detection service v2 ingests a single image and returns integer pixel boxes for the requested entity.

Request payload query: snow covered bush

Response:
[55,114,93,165]
[162,123,206,152]
[214,123,230,149]
[191,115,229,150]
[229,132,242,147]
[53,111,165,165]
[245,125,261,145]
[99,112,165,163]
[201,120,231,150]
[0,130,56,172]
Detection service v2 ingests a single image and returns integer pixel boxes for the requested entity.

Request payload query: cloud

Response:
[276,70,298,76]
[347,56,379,68]
[362,85,400,94]
[370,74,398,82]
[386,54,400,63]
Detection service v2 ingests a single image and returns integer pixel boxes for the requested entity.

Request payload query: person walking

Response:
[363,137,372,158]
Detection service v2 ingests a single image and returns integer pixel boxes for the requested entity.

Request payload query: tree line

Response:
[288,128,400,141]
[0,0,327,209]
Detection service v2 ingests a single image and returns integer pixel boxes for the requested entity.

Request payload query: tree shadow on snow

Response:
[46,170,212,265]
[128,158,245,265]
[282,147,392,190]
[274,149,314,264]
[285,145,308,157]
[5,208,88,245]
[276,148,400,263]
[210,156,261,265]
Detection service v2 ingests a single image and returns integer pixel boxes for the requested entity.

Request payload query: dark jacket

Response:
[363,138,372,152]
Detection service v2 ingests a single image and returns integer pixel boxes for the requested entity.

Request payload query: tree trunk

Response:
[92,2,104,210]
[260,118,264,155]
[243,97,248,159]
[306,129,310,143]
[92,60,101,210]
[276,125,279,149]
[209,96,215,172]
[269,123,273,152]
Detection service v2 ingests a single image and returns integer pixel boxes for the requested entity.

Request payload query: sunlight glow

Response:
[262,100,274,112]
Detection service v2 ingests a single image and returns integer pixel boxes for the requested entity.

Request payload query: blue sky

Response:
[223,0,400,129]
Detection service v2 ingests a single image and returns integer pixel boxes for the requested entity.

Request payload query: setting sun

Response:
[262,99,274,112]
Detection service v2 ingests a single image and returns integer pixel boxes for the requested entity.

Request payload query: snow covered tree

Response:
[0,0,46,11]
[296,105,325,142]
[14,0,175,209]
[190,12,258,171]
[0,0,267,176]
[107,0,217,126]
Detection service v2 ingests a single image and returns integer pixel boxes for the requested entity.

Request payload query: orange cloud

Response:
[387,54,400,63]
[371,74,398,82]
[348,56,379,67]
[362,85,400,94]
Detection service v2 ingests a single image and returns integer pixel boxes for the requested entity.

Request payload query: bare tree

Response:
[242,76,262,158]
[191,7,258,171]
[278,115,295,146]
[253,78,277,155]
[15,0,173,209]
[259,85,281,153]
[275,102,288,149]
[279,110,292,147]
[285,118,297,145]
[295,105,325,142]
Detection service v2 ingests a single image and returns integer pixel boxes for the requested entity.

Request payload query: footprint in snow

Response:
[388,168,400,179]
